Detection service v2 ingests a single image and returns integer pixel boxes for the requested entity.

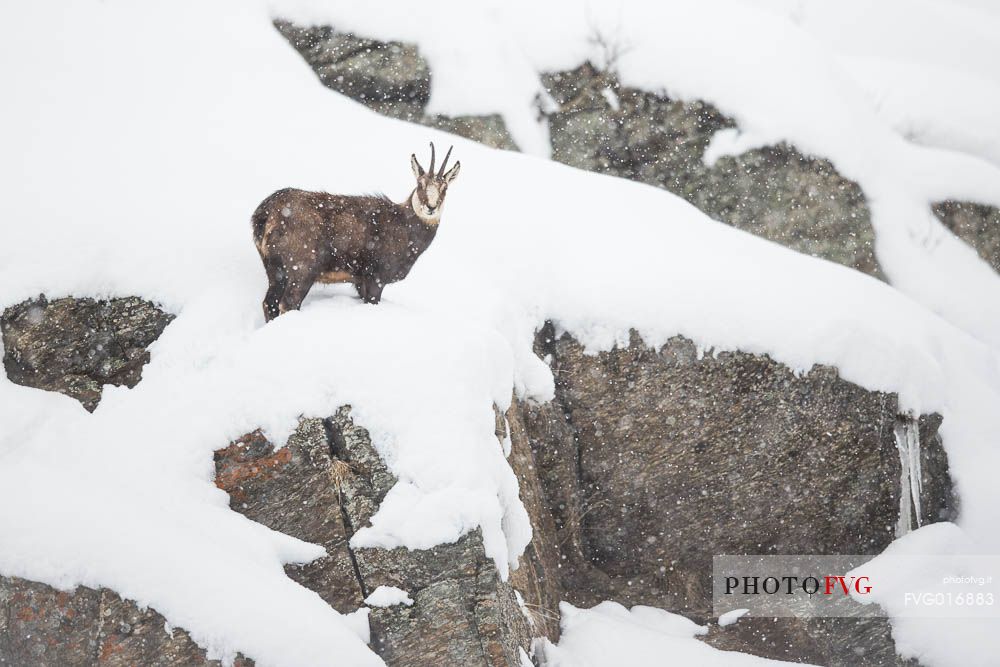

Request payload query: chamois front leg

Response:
[356,277,384,305]
[262,257,287,322]
[277,265,319,316]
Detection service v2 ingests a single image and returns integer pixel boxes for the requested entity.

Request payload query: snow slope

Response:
[1,1,1000,665]
[537,602,810,666]
[277,0,1000,351]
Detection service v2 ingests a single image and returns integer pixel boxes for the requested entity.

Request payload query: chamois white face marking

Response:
[409,144,460,224]
[411,190,441,224]
[425,183,441,207]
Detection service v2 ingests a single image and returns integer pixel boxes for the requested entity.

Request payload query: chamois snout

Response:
[410,143,461,223]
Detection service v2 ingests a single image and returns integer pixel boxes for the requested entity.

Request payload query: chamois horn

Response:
[438,145,454,177]
[428,142,436,175]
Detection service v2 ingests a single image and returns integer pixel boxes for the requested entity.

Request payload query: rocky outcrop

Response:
[214,410,534,667]
[539,64,884,278]
[0,410,534,667]
[0,576,249,667]
[933,200,1000,273]
[272,21,1000,285]
[0,288,958,666]
[1,295,173,411]
[0,292,535,665]
[274,21,518,151]
[272,22,887,278]
[514,325,954,665]
[0,19,977,667]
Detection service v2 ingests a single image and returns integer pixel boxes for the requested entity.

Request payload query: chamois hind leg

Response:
[262,256,287,322]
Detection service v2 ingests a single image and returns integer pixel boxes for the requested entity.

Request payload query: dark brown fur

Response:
[252,144,459,320]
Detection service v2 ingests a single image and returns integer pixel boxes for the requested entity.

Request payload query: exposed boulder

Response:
[0,410,535,667]
[1,295,173,411]
[933,200,1000,273]
[539,63,884,278]
[0,295,959,666]
[274,21,518,150]
[272,22,910,279]
[0,576,250,667]
[273,22,889,277]
[515,324,955,664]
[214,410,534,666]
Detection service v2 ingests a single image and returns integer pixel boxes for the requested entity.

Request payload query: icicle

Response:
[893,417,923,536]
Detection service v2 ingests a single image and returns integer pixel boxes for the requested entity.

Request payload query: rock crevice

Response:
[0,294,960,666]
[215,410,533,667]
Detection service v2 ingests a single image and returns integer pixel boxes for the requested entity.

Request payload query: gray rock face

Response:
[499,403,564,642]
[0,290,959,665]
[214,410,533,667]
[2,23,977,667]
[274,21,430,120]
[516,325,954,664]
[933,200,1000,273]
[540,63,883,278]
[1,295,173,411]
[0,411,533,667]
[0,577,250,667]
[274,21,518,150]
[272,24,902,280]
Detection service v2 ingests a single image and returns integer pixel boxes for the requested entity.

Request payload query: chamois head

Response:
[410,142,460,224]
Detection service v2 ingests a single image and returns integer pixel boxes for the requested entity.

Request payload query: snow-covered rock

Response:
[1,295,173,411]
[365,586,414,608]
[515,329,954,664]
[274,20,518,151]
[933,201,1000,276]
[4,2,1000,666]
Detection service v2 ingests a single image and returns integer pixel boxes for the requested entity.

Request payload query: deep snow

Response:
[276,0,1000,351]
[537,602,808,666]
[1,1,1000,665]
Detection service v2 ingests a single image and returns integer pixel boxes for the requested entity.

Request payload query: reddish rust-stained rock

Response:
[0,577,250,667]
[213,411,534,667]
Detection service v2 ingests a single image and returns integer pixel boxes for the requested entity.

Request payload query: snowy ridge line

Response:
[273,0,1000,350]
[2,1,1000,666]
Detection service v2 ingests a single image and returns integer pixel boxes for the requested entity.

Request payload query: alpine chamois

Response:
[252,143,460,321]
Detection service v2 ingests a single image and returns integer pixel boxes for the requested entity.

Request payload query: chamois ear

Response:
[444,161,461,184]
[411,154,425,179]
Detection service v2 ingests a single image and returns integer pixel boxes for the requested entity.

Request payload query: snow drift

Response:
[1,0,999,665]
